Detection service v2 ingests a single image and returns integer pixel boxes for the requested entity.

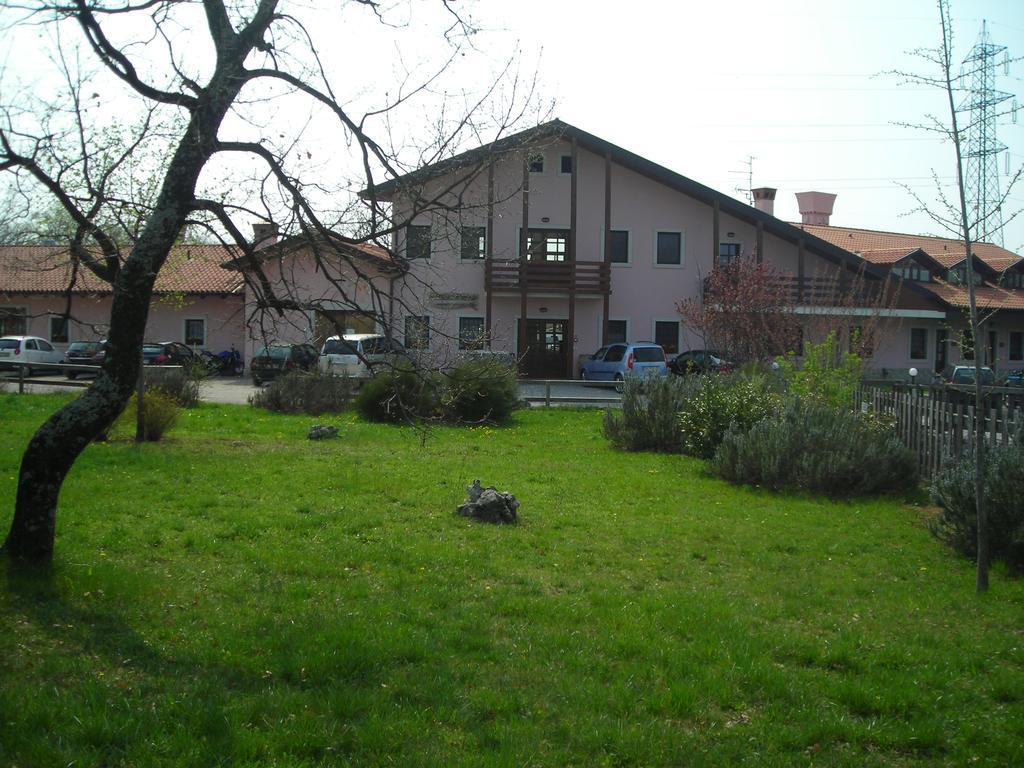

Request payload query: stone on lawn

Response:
[456,479,519,524]
[308,424,339,440]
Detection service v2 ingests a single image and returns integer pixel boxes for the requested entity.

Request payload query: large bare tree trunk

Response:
[2,3,267,562]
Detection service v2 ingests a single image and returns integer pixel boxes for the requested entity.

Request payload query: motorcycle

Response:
[199,346,245,376]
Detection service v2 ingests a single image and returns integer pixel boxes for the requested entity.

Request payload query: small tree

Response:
[677,255,798,363]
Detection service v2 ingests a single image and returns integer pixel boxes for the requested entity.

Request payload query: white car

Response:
[319,333,409,379]
[0,335,65,374]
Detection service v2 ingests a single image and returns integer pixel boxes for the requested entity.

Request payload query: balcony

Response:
[703,274,884,307]
[485,259,611,295]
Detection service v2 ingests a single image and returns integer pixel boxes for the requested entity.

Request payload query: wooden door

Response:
[522,319,568,379]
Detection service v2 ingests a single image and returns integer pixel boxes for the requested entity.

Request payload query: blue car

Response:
[579,342,669,386]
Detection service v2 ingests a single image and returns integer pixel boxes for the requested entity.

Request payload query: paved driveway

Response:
[3,373,621,408]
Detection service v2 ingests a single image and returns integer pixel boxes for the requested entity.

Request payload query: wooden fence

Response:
[856,384,1023,479]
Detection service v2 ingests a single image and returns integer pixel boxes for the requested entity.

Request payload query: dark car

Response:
[250,343,319,385]
[64,340,105,379]
[1003,369,1023,387]
[939,364,996,386]
[670,349,733,376]
[143,341,196,368]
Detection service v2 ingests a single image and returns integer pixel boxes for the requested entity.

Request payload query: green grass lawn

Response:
[1,394,1022,766]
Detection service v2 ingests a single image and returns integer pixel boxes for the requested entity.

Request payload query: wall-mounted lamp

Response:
[541,216,550,223]
[539,307,549,314]
[726,232,735,238]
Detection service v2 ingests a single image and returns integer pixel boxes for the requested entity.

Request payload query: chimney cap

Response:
[751,187,777,200]
[252,222,280,249]
[795,191,837,226]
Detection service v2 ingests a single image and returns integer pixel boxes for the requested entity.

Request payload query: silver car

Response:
[0,335,65,374]
[319,334,409,379]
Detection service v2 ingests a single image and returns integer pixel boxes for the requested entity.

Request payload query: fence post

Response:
[544,380,551,408]
[18,363,25,394]
[135,357,145,444]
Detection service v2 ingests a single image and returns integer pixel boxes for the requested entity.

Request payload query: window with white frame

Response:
[910,328,928,360]
[656,231,683,266]
[458,317,485,350]
[718,242,742,268]
[654,320,679,354]
[893,262,931,282]
[405,315,430,350]
[0,307,27,336]
[49,315,69,343]
[460,226,486,260]
[184,318,206,347]
[609,230,629,264]
[405,224,432,260]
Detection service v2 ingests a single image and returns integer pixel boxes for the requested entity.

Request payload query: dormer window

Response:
[893,263,931,282]
[1002,271,1024,289]
[949,266,982,286]
[528,153,544,173]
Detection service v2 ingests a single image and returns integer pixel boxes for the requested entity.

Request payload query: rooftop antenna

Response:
[730,155,755,204]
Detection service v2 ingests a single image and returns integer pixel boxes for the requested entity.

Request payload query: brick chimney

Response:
[795,191,837,226]
[252,222,280,249]
[751,187,777,216]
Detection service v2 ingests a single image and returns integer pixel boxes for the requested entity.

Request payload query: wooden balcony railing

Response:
[703,274,883,306]
[485,259,611,295]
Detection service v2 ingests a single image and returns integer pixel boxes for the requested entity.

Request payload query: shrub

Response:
[146,366,201,407]
[442,358,519,424]
[677,373,781,458]
[602,374,697,452]
[712,398,917,497]
[251,369,354,415]
[354,364,441,423]
[775,332,862,409]
[929,438,1024,570]
[115,390,180,442]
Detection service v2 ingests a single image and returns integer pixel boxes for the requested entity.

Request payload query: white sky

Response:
[477,0,1024,252]
[1,0,1021,252]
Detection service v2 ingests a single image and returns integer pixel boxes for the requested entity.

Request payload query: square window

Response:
[609,230,629,264]
[460,226,486,260]
[405,315,430,350]
[654,321,679,354]
[0,308,27,336]
[458,317,485,350]
[406,224,431,260]
[910,328,928,360]
[607,319,627,344]
[185,318,206,347]
[49,316,69,343]
[656,231,682,265]
[560,155,573,174]
[718,242,741,268]
[528,153,544,173]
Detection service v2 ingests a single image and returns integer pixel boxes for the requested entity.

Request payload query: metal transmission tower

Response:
[960,21,1011,246]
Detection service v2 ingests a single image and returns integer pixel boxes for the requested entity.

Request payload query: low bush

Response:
[354,364,441,423]
[115,390,180,441]
[775,332,862,409]
[712,398,917,496]
[602,374,697,452]
[251,369,354,415]
[442,358,520,424]
[146,367,201,407]
[677,373,780,459]
[929,438,1024,570]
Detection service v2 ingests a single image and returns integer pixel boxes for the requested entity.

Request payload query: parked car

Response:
[1006,368,1024,387]
[319,334,410,380]
[939,364,996,386]
[64,340,106,379]
[670,349,734,376]
[251,343,319,385]
[579,342,669,387]
[0,335,65,374]
[142,341,197,369]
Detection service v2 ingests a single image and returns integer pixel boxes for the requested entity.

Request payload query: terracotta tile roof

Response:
[0,244,243,295]
[794,223,1021,272]
[224,234,404,274]
[925,281,1024,311]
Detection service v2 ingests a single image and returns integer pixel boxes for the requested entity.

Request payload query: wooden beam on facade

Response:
[602,151,612,346]
[485,161,494,347]
[797,237,806,303]
[519,155,529,361]
[756,221,764,264]
[567,137,578,378]
[712,199,720,268]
